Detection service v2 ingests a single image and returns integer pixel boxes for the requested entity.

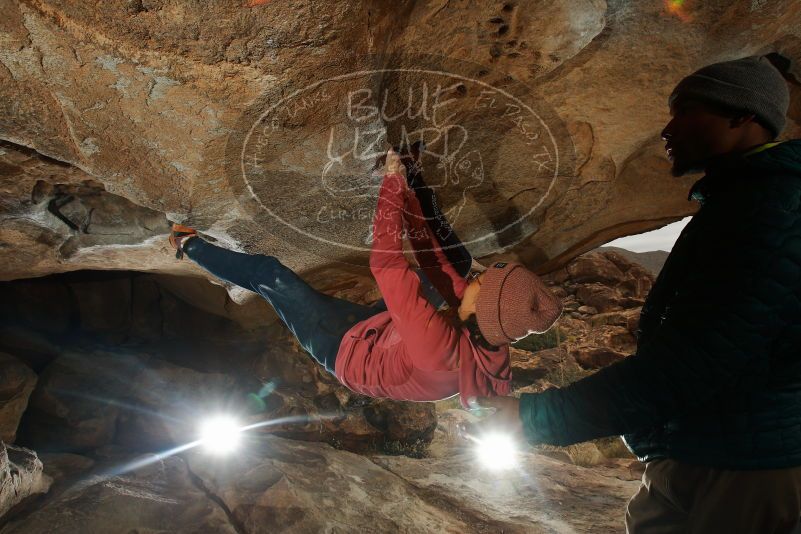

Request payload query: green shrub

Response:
[434,395,462,413]
[381,438,429,458]
[512,327,562,352]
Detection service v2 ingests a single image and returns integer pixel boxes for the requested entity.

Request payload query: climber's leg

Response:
[182,237,378,373]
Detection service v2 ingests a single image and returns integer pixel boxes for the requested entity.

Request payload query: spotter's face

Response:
[661,97,741,177]
[458,271,486,322]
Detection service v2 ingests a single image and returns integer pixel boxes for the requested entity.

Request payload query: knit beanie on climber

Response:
[474,261,563,347]
[668,54,790,138]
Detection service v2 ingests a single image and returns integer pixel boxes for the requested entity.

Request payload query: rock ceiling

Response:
[1,0,800,288]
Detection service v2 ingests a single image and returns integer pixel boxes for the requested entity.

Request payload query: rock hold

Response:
[0,355,37,444]
[0,443,50,520]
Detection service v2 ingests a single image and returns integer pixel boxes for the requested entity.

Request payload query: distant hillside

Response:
[596,246,669,276]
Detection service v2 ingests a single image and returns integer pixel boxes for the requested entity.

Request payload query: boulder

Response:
[117,358,242,449]
[20,350,239,453]
[182,433,640,533]
[372,445,640,533]
[603,250,657,298]
[0,354,37,443]
[0,432,642,533]
[0,326,61,374]
[21,342,437,455]
[37,453,94,485]
[0,455,236,533]
[0,443,50,520]
[547,285,568,300]
[21,352,122,452]
[571,346,627,370]
[576,283,644,313]
[563,298,580,311]
[510,346,582,388]
[581,325,637,354]
[427,408,480,459]
[600,247,670,277]
[0,145,178,282]
[512,251,649,383]
[555,314,591,335]
[589,308,642,335]
[551,252,654,318]
[566,253,626,285]
[186,436,479,532]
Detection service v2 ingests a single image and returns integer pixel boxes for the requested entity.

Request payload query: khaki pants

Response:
[626,459,801,534]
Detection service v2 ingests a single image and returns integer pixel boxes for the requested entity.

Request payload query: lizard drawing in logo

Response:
[322,130,485,246]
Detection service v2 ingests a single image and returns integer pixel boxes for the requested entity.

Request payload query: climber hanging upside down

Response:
[168,147,562,407]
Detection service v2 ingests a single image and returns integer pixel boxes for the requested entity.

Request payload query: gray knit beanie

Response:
[668,55,790,137]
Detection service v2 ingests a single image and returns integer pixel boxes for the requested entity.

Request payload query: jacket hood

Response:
[689,139,801,203]
[745,139,801,175]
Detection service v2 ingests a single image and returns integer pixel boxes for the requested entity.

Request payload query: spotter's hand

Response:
[458,396,524,440]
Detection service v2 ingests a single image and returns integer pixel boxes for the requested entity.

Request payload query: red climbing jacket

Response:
[334,172,511,407]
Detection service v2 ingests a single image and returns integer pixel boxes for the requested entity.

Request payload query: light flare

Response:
[665,0,693,23]
[474,432,518,471]
[198,415,244,455]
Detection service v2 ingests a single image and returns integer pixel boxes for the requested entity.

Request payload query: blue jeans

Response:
[184,237,388,374]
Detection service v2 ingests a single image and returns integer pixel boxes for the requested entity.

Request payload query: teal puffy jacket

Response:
[520,139,801,469]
